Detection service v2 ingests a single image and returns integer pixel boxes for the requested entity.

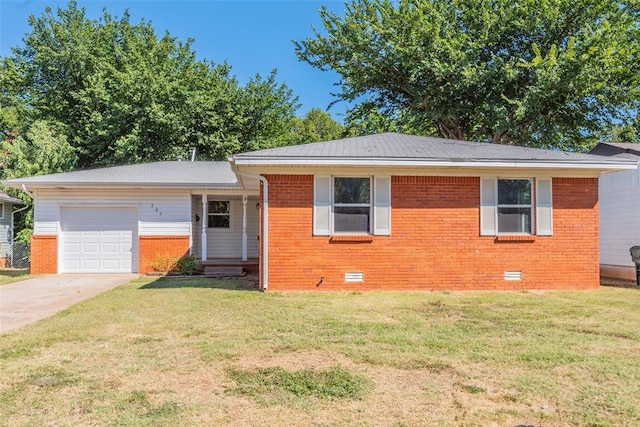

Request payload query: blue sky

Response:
[0,0,350,120]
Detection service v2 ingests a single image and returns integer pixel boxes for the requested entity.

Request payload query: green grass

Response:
[227,366,371,402]
[0,268,29,285]
[1,276,639,426]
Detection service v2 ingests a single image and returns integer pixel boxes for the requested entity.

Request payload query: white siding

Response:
[600,167,640,193]
[191,195,202,258]
[599,168,640,267]
[191,195,259,259]
[34,189,192,236]
[0,203,10,259]
[206,197,259,258]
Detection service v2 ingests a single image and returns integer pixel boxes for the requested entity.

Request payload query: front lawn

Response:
[1,277,639,426]
[0,268,30,286]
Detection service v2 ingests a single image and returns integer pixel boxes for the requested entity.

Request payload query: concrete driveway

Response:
[0,274,138,335]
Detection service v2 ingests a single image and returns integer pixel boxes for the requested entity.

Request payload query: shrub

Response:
[176,256,203,275]
[149,256,180,273]
[149,255,203,275]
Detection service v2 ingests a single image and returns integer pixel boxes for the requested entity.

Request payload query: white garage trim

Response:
[60,207,139,273]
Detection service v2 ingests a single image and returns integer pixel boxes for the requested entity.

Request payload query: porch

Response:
[201,258,259,275]
[191,193,261,270]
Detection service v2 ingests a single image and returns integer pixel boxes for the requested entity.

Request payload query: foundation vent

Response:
[345,272,364,282]
[504,271,522,281]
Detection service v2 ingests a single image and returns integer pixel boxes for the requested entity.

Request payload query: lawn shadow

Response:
[139,275,259,291]
[0,268,30,278]
[600,277,638,289]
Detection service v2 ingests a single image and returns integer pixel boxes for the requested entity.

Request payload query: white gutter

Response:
[233,157,639,171]
[230,169,269,291]
[21,184,34,198]
[2,182,244,190]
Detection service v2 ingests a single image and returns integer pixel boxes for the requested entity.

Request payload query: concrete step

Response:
[204,266,244,277]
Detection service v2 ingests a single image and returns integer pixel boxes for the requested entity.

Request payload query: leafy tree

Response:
[600,116,640,143]
[0,120,77,243]
[295,0,640,150]
[2,1,299,167]
[0,120,77,179]
[0,57,30,139]
[237,71,301,151]
[291,108,345,143]
[342,102,435,136]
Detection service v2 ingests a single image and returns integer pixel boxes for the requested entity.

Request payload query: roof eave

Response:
[1,181,242,190]
[0,196,25,204]
[233,157,639,171]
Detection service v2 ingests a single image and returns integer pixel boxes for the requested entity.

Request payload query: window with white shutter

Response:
[480,177,553,236]
[313,175,391,236]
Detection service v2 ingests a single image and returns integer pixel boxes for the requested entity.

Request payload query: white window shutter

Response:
[314,175,331,235]
[480,178,497,236]
[374,176,391,235]
[536,178,553,236]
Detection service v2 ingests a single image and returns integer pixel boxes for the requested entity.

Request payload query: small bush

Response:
[149,255,203,275]
[176,256,203,275]
[149,256,180,273]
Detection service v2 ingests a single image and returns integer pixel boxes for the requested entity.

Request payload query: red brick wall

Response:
[262,175,599,291]
[31,235,58,274]
[139,235,190,274]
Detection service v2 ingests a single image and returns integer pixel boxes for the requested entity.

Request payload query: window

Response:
[314,175,391,236]
[0,203,3,219]
[481,177,552,236]
[497,179,532,233]
[208,201,230,228]
[333,177,371,233]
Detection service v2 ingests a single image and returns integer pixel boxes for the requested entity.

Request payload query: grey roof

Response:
[589,142,640,159]
[234,132,634,165]
[2,161,239,189]
[0,190,23,205]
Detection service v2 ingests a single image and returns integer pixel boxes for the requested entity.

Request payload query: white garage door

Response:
[61,207,138,273]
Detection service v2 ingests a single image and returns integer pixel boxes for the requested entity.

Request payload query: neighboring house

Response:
[0,190,25,267]
[588,142,640,281]
[2,133,637,291]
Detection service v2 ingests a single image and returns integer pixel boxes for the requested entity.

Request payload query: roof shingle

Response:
[234,132,630,164]
[0,190,23,204]
[2,161,239,188]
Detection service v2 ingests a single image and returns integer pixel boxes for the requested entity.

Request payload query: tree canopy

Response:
[295,0,640,150]
[291,108,345,143]
[0,1,301,169]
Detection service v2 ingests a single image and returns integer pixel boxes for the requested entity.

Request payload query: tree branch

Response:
[435,118,458,139]
[447,117,465,140]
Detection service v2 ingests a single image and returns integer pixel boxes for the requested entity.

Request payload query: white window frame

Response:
[332,176,372,235]
[496,178,534,235]
[207,200,233,232]
[0,203,4,219]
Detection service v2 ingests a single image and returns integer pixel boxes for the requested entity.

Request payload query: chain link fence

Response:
[10,242,30,269]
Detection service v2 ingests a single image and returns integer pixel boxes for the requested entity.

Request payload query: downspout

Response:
[232,170,269,291]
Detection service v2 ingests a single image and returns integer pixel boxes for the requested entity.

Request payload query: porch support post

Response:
[201,194,207,261]
[241,195,248,261]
